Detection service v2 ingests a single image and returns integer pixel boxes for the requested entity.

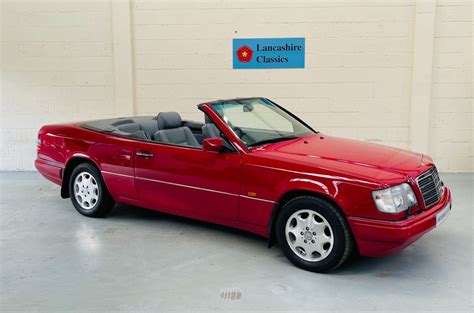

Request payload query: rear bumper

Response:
[348,187,452,257]
[34,158,63,185]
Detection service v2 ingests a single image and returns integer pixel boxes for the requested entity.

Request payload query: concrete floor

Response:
[0,172,472,312]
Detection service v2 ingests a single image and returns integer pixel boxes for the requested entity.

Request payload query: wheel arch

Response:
[267,189,347,248]
[60,156,100,198]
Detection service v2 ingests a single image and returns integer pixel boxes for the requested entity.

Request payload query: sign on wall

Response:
[233,37,305,69]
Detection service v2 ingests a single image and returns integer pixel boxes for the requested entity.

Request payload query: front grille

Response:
[416,166,443,208]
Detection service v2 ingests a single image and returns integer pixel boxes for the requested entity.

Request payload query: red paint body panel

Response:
[34,158,63,185]
[349,188,451,256]
[134,141,241,220]
[34,104,452,258]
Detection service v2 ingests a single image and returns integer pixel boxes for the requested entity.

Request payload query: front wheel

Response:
[69,163,115,217]
[275,196,353,273]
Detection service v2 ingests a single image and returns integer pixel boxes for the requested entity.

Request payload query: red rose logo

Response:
[236,45,253,63]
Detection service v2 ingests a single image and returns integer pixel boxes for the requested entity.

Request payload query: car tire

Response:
[275,196,353,273]
[69,163,115,217]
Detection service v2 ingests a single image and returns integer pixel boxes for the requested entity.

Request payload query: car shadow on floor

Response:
[108,203,265,243]
[107,203,428,275]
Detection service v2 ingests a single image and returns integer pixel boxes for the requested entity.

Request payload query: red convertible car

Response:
[35,97,452,272]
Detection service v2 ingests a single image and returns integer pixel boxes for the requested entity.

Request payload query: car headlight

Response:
[372,183,417,214]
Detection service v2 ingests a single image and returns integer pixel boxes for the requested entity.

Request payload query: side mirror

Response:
[203,137,223,152]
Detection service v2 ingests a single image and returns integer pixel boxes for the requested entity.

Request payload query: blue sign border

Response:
[233,37,305,69]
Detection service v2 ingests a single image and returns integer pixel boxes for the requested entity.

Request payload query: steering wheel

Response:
[226,120,254,145]
[226,120,242,137]
[232,126,244,138]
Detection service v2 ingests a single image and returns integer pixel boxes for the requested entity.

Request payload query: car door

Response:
[91,135,139,201]
[134,141,241,220]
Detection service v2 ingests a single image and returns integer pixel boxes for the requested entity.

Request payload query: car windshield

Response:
[211,98,315,147]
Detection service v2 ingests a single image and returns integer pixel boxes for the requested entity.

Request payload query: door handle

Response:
[136,151,154,158]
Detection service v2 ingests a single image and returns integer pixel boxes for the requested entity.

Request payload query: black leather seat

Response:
[154,112,200,147]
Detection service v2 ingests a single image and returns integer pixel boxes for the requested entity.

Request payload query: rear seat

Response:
[117,123,149,140]
[117,123,141,133]
[115,119,161,140]
[115,115,200,145]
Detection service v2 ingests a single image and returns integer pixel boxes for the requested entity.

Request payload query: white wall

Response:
[1,0,472,172]
[132,0,416,150]
[1,0,117,170]
[430,0,473,171]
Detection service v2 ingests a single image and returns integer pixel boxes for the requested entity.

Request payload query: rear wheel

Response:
[275,196,353,272]
[69,163,114,217]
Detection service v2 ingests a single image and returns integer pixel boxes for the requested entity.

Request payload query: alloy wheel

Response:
[73,172,99,210]
[285,209,334,262]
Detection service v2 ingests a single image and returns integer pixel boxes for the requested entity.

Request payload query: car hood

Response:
[251,134,431,185]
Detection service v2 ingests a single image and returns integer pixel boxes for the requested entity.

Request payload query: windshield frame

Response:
[207,97,318,148]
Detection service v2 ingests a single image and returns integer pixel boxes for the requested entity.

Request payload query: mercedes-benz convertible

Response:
[35,97,452,272]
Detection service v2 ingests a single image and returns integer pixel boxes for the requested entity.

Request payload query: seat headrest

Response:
[157,112,182,129]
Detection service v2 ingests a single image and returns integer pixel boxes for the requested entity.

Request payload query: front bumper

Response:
[348,187,452,257]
